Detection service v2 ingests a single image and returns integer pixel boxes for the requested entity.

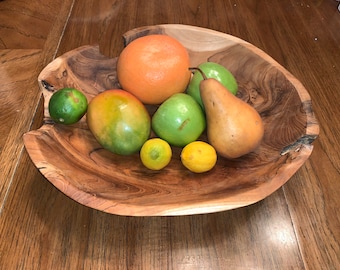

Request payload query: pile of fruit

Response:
[48,34,264,173]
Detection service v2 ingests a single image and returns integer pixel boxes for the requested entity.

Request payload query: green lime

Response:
[48,88,88,125]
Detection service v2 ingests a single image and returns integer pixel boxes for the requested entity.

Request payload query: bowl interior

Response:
[23,24,319,216]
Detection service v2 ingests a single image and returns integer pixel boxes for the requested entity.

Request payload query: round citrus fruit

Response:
[87,89,150,155]
[140,138,172,170]
[48,87,88,125]
[181,141,217,173]
[117,34,191,104]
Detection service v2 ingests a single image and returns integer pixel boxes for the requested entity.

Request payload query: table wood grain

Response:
[0,0,339,269]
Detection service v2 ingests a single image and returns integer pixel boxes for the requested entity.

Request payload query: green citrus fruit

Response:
[48,88,88,125]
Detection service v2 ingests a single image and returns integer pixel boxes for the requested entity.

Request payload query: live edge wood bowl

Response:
[23,24,319,216]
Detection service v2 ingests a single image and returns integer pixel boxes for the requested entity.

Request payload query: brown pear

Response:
[200,78,264,159]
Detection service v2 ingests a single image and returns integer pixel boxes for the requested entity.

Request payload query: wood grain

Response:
[0,0,69,49]
[0,0,339,269]
[0,49,42,208]
[23,25,319,216]
[0,0,77,208]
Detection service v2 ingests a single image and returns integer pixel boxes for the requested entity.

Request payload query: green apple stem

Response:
[189,67,208,80]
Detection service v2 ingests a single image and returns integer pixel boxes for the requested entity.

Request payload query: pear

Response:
[200,78,264,159]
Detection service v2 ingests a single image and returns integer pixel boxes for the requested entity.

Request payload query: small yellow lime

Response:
[48,87,88,125]
[140,138,172,170]
[181,141,217,173]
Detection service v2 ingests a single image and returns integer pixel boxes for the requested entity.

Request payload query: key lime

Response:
[48,88,88,125]
[181,141,217,173]
[140,138,172,170]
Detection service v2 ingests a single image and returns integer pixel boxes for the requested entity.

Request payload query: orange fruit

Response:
[117,34,191,104]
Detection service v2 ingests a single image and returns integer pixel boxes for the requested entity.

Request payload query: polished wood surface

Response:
[0,0,339,268]
[23,25,319,216]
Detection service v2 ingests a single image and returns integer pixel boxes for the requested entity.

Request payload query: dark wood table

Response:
[1,1,339,269]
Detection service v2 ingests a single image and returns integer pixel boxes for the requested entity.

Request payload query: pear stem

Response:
[189,67,208,80]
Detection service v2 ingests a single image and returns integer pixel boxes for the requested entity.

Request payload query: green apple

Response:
[187,62,238,109]
[151,93,206,147]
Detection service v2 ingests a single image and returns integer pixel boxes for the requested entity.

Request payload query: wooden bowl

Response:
[23,24,319,216]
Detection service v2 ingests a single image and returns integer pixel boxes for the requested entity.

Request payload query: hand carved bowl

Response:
[23,24,319,216]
